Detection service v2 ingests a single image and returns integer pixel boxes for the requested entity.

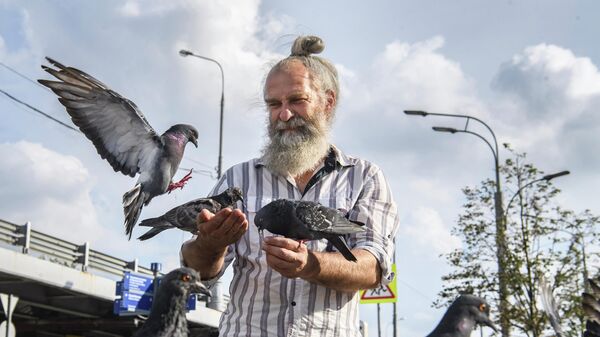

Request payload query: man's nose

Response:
[278,105,294,122]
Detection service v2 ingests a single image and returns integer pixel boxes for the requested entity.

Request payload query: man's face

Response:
[261,61,335,176]
[264,62,334,142]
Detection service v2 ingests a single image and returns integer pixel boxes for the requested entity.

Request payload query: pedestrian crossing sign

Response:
[359,264,397,304]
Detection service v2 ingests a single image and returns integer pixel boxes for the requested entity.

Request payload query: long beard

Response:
[261,114,331,177]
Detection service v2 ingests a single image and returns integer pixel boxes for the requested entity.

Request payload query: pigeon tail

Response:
[123,184,146,240]
[137,221,172,241]
[326,235,357,262]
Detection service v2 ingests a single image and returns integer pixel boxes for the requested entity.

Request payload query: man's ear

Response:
[324,89,336,113]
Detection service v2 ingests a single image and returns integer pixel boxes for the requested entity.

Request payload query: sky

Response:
[1,1,599,336]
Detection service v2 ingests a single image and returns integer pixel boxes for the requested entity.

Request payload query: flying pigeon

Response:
[426,294,497,337]
[137,187,244,241]
[582,278,600,337]
[38,57,199,239]
[254,199,365,262]
[133,267,210,337]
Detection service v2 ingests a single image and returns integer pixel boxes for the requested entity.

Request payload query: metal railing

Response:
[0,218,155,278]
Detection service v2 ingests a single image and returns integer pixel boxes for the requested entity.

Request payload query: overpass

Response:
[0,218,221,336]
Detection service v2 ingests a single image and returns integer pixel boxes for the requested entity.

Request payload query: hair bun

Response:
[291,36,325,57]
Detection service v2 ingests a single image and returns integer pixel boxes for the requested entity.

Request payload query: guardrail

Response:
[0,218,155,277]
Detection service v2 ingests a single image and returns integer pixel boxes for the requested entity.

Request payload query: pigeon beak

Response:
[191,138,198,148]
[191,280,211,297]
[480,316,498,332]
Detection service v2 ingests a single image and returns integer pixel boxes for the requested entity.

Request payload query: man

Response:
[181,35,399,337]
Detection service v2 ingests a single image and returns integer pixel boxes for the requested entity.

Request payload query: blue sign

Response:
[122,272,154,295]
[113,271,198,316]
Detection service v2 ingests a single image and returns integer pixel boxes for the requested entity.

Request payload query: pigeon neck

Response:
[165,132,187,147]
[143,288,189,336]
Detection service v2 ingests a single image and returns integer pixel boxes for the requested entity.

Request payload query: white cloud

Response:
[491,43,600,175]
[366,36,485,117]
[0,141,105,242]
[401,206,461,256]
[492,43,600,120]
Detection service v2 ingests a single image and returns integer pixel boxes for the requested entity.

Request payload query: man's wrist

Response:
[300,250,321,281]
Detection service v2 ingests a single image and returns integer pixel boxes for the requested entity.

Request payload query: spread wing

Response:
[38,57,162,177]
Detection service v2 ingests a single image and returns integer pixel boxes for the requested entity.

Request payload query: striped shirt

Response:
[184,145,399,337]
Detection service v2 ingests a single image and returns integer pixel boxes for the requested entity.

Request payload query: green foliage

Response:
[437,146,599,337]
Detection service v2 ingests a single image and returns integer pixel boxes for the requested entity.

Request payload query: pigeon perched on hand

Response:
[426,294,497,337]
[138,187,244,240]
[254,199,365,262]
[133,267,210,337]
[38,57,199,239]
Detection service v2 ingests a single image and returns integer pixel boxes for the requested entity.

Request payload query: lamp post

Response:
[404,110,510,337]
[504,170,570,219]
[179,49,225,178]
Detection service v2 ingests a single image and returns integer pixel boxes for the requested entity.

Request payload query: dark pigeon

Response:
[38,57,199,239]
[138,187,244,240]
[582,278,600,337]
[426,294,497,337]
[133,267,210,337]
[254,199,365,262]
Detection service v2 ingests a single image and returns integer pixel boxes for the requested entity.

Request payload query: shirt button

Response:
[291,301,297,306]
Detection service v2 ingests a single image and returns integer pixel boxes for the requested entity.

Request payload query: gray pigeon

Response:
[582,278,600,337]
[254,199,365,262]
[38,57,199,239]
[133,267,210,337]
[138,187,244,240]
[426,294,497,337]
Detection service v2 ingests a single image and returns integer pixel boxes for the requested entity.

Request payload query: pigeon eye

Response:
[181,274,192,282]
[479,303,487,312]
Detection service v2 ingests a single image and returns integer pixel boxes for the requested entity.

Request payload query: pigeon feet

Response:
[296,239,307,249]
[167,169,193,194]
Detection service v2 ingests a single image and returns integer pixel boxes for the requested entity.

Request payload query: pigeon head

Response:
[427,294,497,337]
[223,187,244,206]
[254,199,293,234]
[167,124,199,148]
[160,267,211,298]
[455,295,497,332]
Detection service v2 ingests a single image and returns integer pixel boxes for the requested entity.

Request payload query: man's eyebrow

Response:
[264,97,280,103]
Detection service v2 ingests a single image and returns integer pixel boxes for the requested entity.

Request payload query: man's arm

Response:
[181,208,248,280]
[261,236,381,292]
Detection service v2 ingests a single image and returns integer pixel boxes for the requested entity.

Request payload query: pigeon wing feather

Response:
[39,57,161,177]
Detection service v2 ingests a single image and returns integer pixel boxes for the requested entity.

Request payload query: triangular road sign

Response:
[361,284,395,300]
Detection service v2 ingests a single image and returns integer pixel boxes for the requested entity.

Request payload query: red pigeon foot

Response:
[167,169,193,193]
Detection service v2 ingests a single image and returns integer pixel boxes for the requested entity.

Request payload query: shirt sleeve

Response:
[178,172,237,288]
[346,165,400,285]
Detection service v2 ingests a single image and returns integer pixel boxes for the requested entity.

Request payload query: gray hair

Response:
[265,35,339,108]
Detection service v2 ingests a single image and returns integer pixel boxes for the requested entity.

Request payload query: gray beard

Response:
[261,115,331,177]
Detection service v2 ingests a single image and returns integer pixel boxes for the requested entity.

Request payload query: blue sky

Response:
[1,1,599,336]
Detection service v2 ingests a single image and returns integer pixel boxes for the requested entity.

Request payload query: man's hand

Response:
[196,208,248,251]
[261,236,318,279]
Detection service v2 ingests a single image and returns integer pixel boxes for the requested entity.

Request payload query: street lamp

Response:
[179,49,225,178]
[504,170,570,218]
[404,109,509,337]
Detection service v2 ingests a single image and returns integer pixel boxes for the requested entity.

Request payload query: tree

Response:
[436,146,600,337]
